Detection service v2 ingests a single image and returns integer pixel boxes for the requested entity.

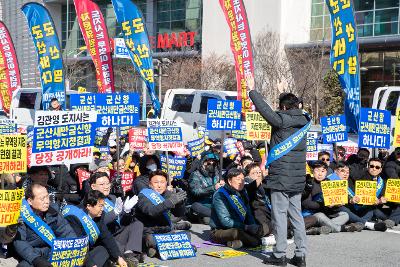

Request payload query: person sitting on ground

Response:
[13,184,76,267]
[330,146,346,170]
[318,151,333,175]
[210,168,263,249]
[187,151,223,224]
[347,148,370,181]
[88,172,144,263]
[240,155,254,170]
[135,170,190,258]
[338,158,390,231]
[22,166,58,204]
[244,163,272,237]
[131,155,161,196]
[63,190,129,267]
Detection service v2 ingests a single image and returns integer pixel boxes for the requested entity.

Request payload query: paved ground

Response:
[1,224,400,267]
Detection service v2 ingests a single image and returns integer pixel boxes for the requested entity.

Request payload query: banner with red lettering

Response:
[219,0,254,113]
[0,21,21,113]
[73,0,115,93]
[77,169,91,190]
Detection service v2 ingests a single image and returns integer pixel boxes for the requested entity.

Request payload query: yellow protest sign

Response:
[205,250,248,259]
[393,108,400,147]
[245,112,271,141]
[0,135,27,174]
[321,180,348,206]
[385,179,400,203]
[355,180,377,205]
[0,189,24,226]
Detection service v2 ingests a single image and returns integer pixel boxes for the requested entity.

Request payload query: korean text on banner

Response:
[385,179,400,203]
[224,138,239,156]
[121,172,134,192]
[77,169,91,190]
[22,3,65,110]
[114,37,130,59]
[393,108,400,147]
[111,0,161,116]
[160,154,186,180]
[129,128,147,150]
[320,114,348,143]
[231,122,246,140]
[49,236,89,267]
[218,0,254,113]
[31,111,97,166]
[326,0,360,132]
[0,123,17,134]
[358,108,390,149]
[355,180,377,205]
[245,112,271,141]
[321,180,348,206]
[153,232,196,261]
[147,119,183,152]
[73,0,115,93]
[0,21,21,113]
[0,135,27,174]
[0,189,24,227]
[70,93,140,127]
[306,132,318,161]
[187,137,205,158]
[206,99,241,130]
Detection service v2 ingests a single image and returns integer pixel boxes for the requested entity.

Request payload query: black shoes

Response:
[263,254,287,266]
[289,256,306,267]
[374,221,387,232]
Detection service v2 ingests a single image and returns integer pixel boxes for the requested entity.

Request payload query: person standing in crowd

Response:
[135,170,190,258]
[64,190,129,267]
[247,76,308,267]
[330,146,346,170]
[13,184,76,267]
[210,168,262,249]
[188,151,223,224]
[88,172,143,263]
[48,98,62,111]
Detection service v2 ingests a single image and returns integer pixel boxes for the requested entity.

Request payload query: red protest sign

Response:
[77,169,91,190]
[121,172,135,192]
[129,128,147,150]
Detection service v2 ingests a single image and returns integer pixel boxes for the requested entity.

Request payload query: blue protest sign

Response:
[206,99,241,130]
[224,138,239,156]
[326,0,360,132]
[147,119,184,151]
[153,232,196,260]
[320,115,348,144]
[114,38,130,59]
[97,146,110,160]
[49,236,89,267]
[231,121,246,140]
[0,124,17,134]
[187,137,205,158]
[22,3,65,110]
[70,93,140,127]
[318,144,334,161]
[160,154,187,179]
[359,108,391,149]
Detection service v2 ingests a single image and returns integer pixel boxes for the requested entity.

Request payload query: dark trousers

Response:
[339,206,373,224]
[85,246,110,267]
[210,228,261,247]
[115,220,144,253]
[303,215,318,229]
[190,202,212,218]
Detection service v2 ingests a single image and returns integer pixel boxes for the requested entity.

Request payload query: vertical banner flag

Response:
[320,115,348,144]
[111,0,161,116]
[326,0,361,132]
[219,0,254,113]
[73,0,115,93]
[358,108,390,149]
[22,3,65,110]
[0,21,21,113]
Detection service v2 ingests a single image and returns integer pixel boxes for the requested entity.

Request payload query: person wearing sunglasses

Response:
[318,151,334,175]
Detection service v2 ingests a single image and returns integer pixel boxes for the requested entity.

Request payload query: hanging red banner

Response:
[73,0,115,93]
[0,21,21,113]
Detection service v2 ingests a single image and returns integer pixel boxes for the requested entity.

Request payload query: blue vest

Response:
[219,187,249,223]
[140,188,172,226]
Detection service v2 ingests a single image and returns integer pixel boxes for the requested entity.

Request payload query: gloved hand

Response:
[123,195,139,213]
[168,191,187,206]
[244,224,262,235]
[114,197,123,216]
[33,257,52,267]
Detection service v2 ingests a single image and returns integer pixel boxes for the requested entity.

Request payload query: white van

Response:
[10,88,83,126]
[160,89,237,143]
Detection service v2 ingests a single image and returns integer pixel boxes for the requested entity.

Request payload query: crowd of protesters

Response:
[1,94,400,267]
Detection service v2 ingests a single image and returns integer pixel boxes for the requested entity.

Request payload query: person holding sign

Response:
[136,170,190,259]
[13,184,77,267]
[247,76,309,266]
[64,190,129,267]
[188,151,223,224]
[210,168,262,250]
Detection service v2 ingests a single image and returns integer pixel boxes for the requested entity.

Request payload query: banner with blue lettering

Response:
[187,137,205,158]
[49,236,89,267]
[22,3,65,110]
[320,115,348,144]
[111,0,161,117]
[359,108,391,149]
[70,93,140,127]
[206,99,241,130]
[147,119,184,151]
[160,154,186,180]
[306,132,318,161]
[326,0,360,133]
[114,38,130,59]
[224,138,239,156]
[0,123,17,134]
[153,232,196,261]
